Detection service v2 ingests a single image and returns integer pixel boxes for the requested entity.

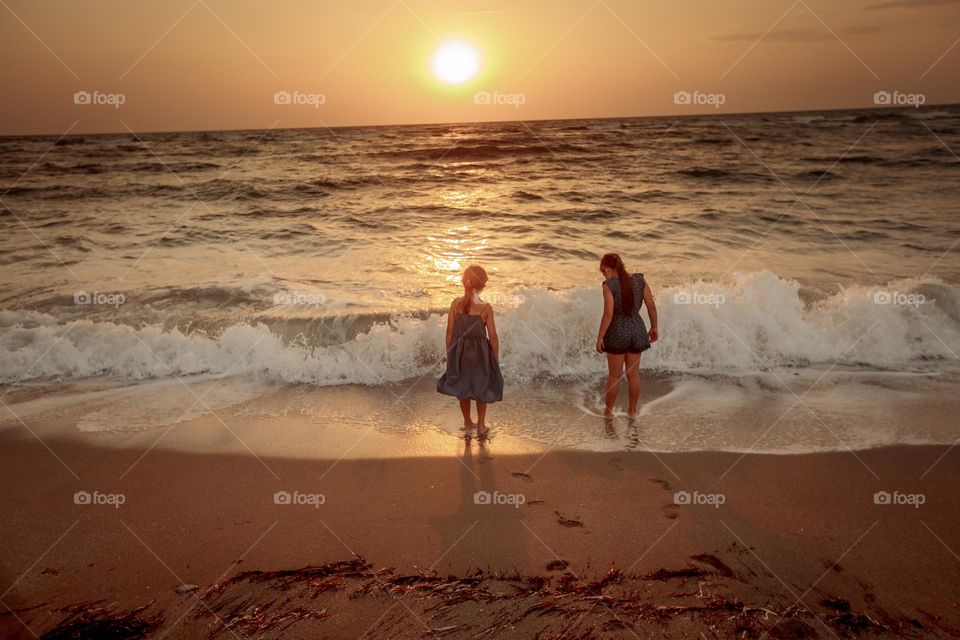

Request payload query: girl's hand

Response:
[596,337,605,353]
[648,328,659,343]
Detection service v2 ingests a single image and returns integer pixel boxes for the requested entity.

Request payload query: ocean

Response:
[1,104,958,454]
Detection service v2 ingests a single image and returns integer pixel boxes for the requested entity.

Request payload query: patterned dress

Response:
[437,312,504,403]
[602,274,652,355]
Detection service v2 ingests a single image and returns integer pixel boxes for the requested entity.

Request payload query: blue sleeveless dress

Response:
[603,274,651,355]
[437,312,504,403]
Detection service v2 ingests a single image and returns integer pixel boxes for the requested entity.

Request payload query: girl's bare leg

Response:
[604,354,625,418]
[476,402,488,436]
[459,398,473,429]
[625,352,642,417]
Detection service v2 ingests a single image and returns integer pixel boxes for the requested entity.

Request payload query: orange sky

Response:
[1,0,958,135]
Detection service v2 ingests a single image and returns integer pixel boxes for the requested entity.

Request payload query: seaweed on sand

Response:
[186,555,924,639]
[40,600,163,640]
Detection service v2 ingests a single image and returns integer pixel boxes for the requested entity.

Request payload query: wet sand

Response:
[1,427,959,638]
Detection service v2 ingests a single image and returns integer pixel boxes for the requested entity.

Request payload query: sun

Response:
[430,40,481,85]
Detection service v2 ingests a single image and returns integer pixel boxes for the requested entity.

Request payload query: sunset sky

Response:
[1,0,959,135]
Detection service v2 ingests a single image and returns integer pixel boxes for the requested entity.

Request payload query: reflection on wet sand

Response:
[625,417,642,451]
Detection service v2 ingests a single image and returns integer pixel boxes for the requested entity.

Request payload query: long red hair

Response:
[600,253,635,315]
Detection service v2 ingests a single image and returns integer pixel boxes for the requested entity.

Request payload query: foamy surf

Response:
[1,272,957,385]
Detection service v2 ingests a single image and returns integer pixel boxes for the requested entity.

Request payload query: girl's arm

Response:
[445,299,457,352]
[482,304,499,362]
[596,284,615,352]
[643,280,659,343]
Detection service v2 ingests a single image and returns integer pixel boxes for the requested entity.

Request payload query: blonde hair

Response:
[460,265,488,315]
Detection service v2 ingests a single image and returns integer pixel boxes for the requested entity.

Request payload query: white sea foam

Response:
[1,272,957,385]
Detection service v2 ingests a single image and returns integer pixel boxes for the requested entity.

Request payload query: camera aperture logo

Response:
[73,90,126,109]
[273,90,326,108]
[74,291,126,307]
[274,490,326,508]
[673,490,725,508]
[486,292,526,308]
[474,490,525,508]
[674,90,726,109]
[873,290,924,307]
[673,290,725,308]
[74,490,126,509]
[273,290,326,306]
[873,91,925,109]
[473,90,526,108]
[874,490,924,508]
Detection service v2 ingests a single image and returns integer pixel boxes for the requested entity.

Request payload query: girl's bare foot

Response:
[463,420,476,430]
[603,416,615,437]
[603,409,614,419]
[477,423,488,439]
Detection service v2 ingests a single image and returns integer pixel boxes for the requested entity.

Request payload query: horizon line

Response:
[3,101,957,139]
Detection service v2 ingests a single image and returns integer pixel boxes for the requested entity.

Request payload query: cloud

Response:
[714,29,828,43]
[714,25,883,43]
[867,0,960,10]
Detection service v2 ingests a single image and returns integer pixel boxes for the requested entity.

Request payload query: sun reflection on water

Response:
[436,188,490,208]
[420,226,490,304]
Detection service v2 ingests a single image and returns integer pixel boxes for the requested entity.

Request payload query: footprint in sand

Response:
[648,478,672,491]
[662,503,680,519]
[822,558,844,572]
[689,553,734,577]
[608,458,624,471]
[510,471,533,481]
[554,511,584,528]
[546,560,569,571]
[820,597,851,612]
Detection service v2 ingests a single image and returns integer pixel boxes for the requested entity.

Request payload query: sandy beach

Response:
[1,421,958,638]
